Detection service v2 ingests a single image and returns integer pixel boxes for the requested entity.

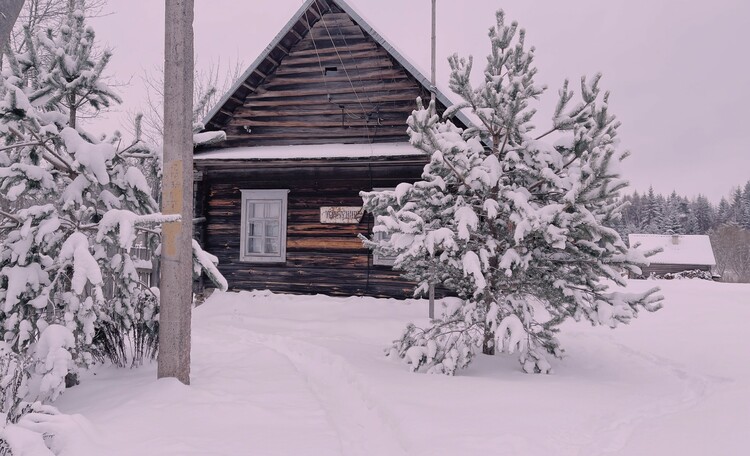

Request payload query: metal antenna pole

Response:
[428,0,436,319]
[430,0,436,104]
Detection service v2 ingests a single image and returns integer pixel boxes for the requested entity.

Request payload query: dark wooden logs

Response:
[195,156,427,298]
[204,5,431,146]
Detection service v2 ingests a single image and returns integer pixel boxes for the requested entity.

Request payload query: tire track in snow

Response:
[190,325,346,455]
[576,334,731,455]
[217,321,411,456]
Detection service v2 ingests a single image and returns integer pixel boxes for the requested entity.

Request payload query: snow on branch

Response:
[96,210,180,250]
[193,240,228,292]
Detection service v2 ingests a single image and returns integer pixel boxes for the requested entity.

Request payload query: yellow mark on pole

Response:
[163,159,184,258]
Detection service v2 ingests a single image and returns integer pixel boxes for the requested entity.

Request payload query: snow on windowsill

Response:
[193,143,426,161]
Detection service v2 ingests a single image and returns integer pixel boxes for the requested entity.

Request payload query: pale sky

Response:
[89,0,750,202]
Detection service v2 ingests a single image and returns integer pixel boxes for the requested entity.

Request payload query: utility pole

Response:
[428,0,436,319]
[0,0,24,50]
[159,0,194,385]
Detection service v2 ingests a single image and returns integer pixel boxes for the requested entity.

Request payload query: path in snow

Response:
[203,313,412,456]
[574,333,731,455]
[56,329,344,455]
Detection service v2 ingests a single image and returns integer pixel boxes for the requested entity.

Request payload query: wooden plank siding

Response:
[204,4,435,148]
[195,157,427,298]
[635,263,712,278]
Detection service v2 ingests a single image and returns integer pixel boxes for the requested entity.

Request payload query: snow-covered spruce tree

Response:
[0,1,227,406]
[362,10,662,375]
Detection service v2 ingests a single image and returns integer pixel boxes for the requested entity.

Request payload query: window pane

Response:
[247,237,262,253]
[266,202,280,218]
[241,190,288,262]
[248,221,263,237]
[265,221,279,237]
[252,203,265,219]
[265,238,279,254]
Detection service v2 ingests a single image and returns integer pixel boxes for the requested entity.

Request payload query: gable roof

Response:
[628,234,716,266]
[201,0,472,141]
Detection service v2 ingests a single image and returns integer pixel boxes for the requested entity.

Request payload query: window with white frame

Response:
[240,189,288,263]
[372,188,397,266]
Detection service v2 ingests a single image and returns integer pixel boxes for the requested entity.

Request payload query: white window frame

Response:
[372,187,397,267]
[240,189,288,263]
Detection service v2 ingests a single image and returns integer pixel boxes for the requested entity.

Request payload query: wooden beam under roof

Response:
[289,27,304,40]
[308,3,321,19]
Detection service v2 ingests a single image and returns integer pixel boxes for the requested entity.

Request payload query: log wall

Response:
[634,263,712,278]
[196,156,426,298]
[205,3,436,147]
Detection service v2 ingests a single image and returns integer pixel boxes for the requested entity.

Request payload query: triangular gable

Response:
[201,0,470,149]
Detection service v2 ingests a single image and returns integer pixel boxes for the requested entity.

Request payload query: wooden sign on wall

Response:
[320,207,365,224]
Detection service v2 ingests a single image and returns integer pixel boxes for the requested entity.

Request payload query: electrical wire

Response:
[312,0,372,144]
[302,3,332,104]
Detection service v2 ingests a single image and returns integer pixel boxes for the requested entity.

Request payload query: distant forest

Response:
[615,180,750,282]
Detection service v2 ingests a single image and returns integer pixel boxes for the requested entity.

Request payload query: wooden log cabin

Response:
[194,0,471,298]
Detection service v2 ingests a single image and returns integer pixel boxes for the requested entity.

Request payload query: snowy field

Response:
[54,279,749,456]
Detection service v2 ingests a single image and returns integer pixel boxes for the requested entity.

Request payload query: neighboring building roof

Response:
[193,142,424,161]
[200,0,473,139]
[628,234,716,266]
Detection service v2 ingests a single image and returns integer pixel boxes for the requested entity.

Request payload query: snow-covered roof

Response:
[628,234,716,266]
[194,142,425,161]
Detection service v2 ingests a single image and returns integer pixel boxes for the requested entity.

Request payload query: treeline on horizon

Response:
[615,180,750,238]
[615,180,750,282]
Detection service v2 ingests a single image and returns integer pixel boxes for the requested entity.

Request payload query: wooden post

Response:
[0,0,24,50]
[428,278,435,320]
[158,0,194,385]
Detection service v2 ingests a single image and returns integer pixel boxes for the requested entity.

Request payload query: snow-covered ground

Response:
[54,279,749,456]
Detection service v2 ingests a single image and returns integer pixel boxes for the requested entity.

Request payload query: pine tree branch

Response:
[533,126,558,141]
[0,209,21,223]
[497,132,509,158]
[535,98,596,141]
[438,154,471,188]
[8,126,75,176]
[135,279,159,298]
[134,225,161,235]
[119,152,154,159]
[526,154,581,194]
[77,221,161,236]
[0,141,46,153]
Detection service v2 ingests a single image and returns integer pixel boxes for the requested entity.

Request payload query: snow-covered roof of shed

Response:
[194,142,424,161]
[628,234,716,266]
[200,0,474,135]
